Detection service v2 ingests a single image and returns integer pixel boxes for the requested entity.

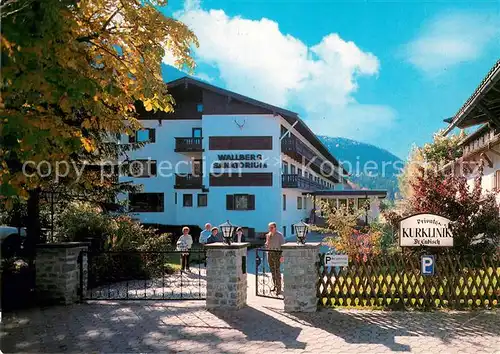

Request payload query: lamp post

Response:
[219,220,235,245]
[293,220,309,245]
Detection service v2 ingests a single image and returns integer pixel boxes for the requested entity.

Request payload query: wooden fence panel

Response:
[317,253,500,309]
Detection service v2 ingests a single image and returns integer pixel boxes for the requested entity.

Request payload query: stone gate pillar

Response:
[205,242,249,310]
[282,242,321,313]
[36,242,89,305]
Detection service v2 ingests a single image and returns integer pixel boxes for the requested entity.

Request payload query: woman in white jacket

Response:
[177,226,193,272]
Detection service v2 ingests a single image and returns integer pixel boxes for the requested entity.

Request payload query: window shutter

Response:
[150,161,157,176]
[248,195,255,210]
[128,133,136,143]
[148,128,156,143]
[226,195,234,210]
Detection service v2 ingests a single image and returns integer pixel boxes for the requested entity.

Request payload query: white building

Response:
[443,60,500,208]
[120,77,385,240]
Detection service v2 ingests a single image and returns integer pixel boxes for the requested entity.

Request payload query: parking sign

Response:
[421,255,435,276]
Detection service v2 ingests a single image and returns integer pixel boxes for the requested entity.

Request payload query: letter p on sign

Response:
[421,255,435,276]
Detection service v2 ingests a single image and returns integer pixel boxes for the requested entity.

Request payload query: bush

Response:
[138,233,178,276]
[1,257,36,311]
[318,203,383,261]
[58,203,113,247]
[59,203,174,285]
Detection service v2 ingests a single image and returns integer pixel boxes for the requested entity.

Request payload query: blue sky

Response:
[161,0,500,159]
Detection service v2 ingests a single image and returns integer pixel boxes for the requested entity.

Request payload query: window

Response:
[291,224,294,234]
[283,226,287,237]
[283,194,287,211]
[174,192,177,205]
[358,198,369,210]
[183,194,193,207]
[495,170,500,191]
[126,160,157,178]
[192,127,202,138]
[290,165,296,175]
[348,199,355,213]
[305,171,309,179]
[297,196,303,210]
[192,159,202,176]
[282,162,289,175]
[196,104,204,113]
[197,194,208,207]
[226,194,255,210]
[297,168,302,177]
[338,198,347,209]
[129,193,164,212]
[129,128,155,143]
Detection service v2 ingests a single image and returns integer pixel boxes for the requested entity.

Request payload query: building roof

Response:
[304,190,387,198]
[444,60,500,135]
[165,76,349,176]
[458,124,491,147]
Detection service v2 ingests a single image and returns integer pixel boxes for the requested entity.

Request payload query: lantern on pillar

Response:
[219,220,235,245]
[293,220,309,245]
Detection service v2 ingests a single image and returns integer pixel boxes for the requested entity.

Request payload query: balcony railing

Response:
[174,174,203,189]
[281,136,339,181]
[282,174,327,191]
[463,129,499,157]
[175,137,202,152]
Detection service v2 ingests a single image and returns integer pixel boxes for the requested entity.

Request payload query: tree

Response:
[387,166,500,255]
[398,129,465,201]
[317,203,383,261]
[1,0,198,250]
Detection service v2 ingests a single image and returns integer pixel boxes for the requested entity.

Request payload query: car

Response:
[0,226,27,258]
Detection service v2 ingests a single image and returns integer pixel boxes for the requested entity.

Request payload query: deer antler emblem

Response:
[234,118,246,130]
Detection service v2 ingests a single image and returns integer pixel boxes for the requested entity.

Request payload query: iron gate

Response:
[80,249,207,300]
[255,248,284,299]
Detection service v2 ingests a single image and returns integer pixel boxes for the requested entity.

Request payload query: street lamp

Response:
[219,220,235,245]
[293,220,309,245]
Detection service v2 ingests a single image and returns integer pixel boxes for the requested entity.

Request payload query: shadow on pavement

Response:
[209,305,306,350]
[264,306,500,352]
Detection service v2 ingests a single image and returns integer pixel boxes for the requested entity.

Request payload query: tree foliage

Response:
[1,0,198,202]
[386,167,500,255]
[398,129,465,200]
[318,203,383,261]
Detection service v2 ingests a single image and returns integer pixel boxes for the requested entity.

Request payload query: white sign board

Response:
[324,254,349,267]
[400,213,453,247]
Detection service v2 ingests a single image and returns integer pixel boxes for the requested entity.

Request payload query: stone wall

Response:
[282,242,320,312]
[36,243,89,305]
[205,243,249,310]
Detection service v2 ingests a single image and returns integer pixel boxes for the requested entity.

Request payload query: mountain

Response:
[318,136,404,200]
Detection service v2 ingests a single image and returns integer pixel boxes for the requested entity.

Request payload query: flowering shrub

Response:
[385,167,500,256]
[319,202,383,261]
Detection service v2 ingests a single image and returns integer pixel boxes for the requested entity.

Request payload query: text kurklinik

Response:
[401,228,453,238]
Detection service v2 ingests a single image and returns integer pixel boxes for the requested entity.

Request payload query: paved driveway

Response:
[2,291,499,353]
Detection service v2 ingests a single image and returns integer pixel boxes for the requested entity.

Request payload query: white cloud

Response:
[172,1,395,140]
[403,12,500,75]
[192,72,214,83]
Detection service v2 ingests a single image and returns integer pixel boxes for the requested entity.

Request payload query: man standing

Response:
[199,223,211,245]
[265,222,285,295]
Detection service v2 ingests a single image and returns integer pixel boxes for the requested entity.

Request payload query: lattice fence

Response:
[317,253,500,309]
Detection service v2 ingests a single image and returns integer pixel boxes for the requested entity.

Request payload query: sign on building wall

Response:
[400,213,454,247]
[212,153,268,169]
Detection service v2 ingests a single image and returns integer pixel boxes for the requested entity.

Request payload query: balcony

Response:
[281,136,339,182]
[282,174,326,191]
[463,128,500,158]
[174,174,203,189]
[175,137,203,152]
